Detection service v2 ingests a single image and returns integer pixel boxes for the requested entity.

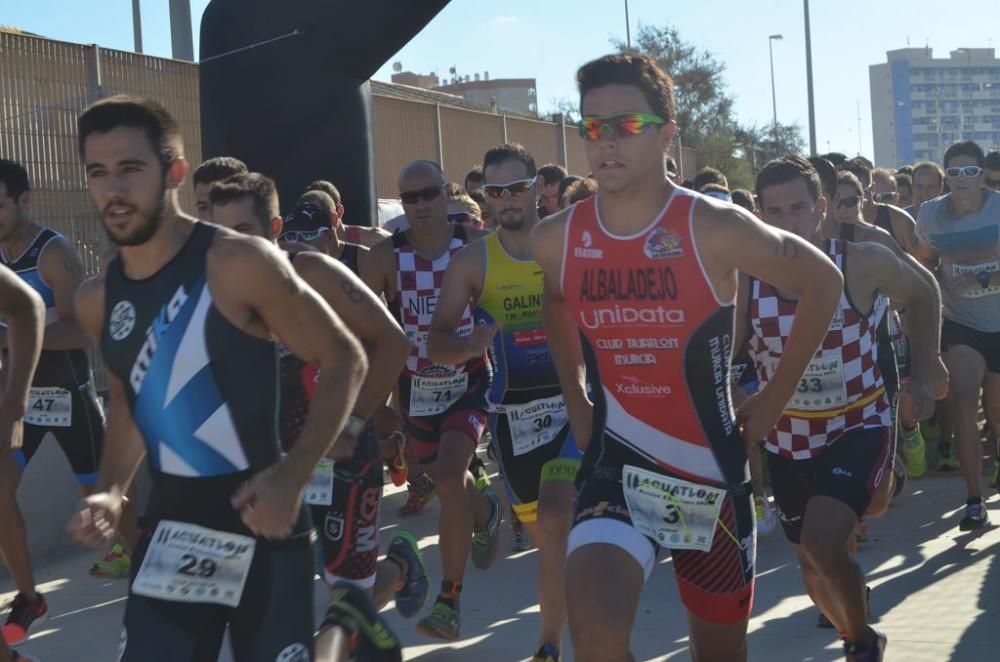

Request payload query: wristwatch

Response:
[342,415,366,439]
[977,271,992,289]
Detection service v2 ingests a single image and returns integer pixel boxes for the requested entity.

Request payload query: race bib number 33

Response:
[132,521,256,608]
[409,373,469,417]
[622,465,726,553]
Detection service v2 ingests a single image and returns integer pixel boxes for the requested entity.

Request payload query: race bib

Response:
[768,355,847,412]
[24,387,72,427]
[132,521,256,608]
[304,459,334,506]
[621,465,726,552]
[409,373,468,417]
[505,396,568,456]
[952,260,1000,299]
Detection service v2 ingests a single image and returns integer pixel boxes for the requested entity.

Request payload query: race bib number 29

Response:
[132,521,256,608]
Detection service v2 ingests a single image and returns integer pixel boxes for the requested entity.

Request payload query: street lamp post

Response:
[804,0,817,154]
[624,0,632,49]
[769,34,783,157]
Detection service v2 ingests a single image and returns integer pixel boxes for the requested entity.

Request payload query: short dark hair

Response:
[464,166,484,189]
[944,140,985,169]
[913,160,945,183]
[468,189,487,209]
[807,156,837,200]
[821,152,849,168]
[872,167,897,190]
[557,175,584,204]
[0,159,30,202]
[665,156,679,175]
[895,165,914,177]
[563,178,598,206]
[537,163,567,186]
[193,156,248,187]
[483,144,538,179]
[209,172,280,229]
[78,95,182,169]
[306,180,342,207]
[693,167,728,192]
[298,190,337,216]
[894,172,913,191]
[730,189,755,213]
[755,156,821,206]
[577,53,675,122]
[839,158,872,184]
[852,155,874,171]
[836,170,863,197]
[986,150,1000,170]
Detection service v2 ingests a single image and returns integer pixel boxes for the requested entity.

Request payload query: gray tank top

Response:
[916,191,1000,332]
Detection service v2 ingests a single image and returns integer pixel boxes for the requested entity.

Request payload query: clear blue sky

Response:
[5,0,1000,161]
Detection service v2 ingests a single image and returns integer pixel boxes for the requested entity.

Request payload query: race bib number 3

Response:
[304,459,334,506]
[409,373,469,417]
[132,521,256,608]
[621,465,726,553]
[506,396,568,456]
[24,387,72,427]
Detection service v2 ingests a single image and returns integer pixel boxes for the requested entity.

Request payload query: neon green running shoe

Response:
[416,601,461,641]
[936,442,960,471]
[901,426,927,479]
[89,543,131,579]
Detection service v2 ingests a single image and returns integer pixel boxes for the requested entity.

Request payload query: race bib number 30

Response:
[409,373,468,417]
[132,521,256,608]
[304,459,334,506]
[24,387,72,427]
[506,396,568,456]
[622,465,725,553]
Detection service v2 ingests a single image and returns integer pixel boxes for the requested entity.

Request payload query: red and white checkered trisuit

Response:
[748,239,891,459]
[392,226,474,376]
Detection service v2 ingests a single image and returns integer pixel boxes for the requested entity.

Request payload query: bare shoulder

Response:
[532,206,572,246]
[852,222,898,250]
[210,228,279,266]
[847,239,899,272]
[291,249,349,281]
[39,234,82,262]
[74,274,107,337]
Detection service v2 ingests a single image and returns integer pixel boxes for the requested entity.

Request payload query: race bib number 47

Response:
[24,387,72,427]
[622,465,726,553]
[409,373,468,417]
[132,521,256,608]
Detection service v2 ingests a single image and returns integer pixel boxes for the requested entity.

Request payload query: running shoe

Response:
[2,593,48,647]
[387,530,428,619]
[384,432,408,487]
[471,456,491,492]
[510,514,534,552]
[920,418,940,444]
[843,626,887,661]
[321,581,402,662]
[901,425,927,479]
[531,643,560,661]
[416,601,461,641]
[398,474,435,517]
[754,495,777,536]
[936,442,960,471]
[818,586,870,629]
[471,490,502,570]
[89,543,132,579]
[959,499,990,531]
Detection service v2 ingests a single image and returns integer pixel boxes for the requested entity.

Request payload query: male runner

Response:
[209,172,429,624]
[531,53,845,662]
[0,242,45,660]
[303,180,391,248]
[361,159,499,641]
[66,95,368,661]
[913,140,1000,529]
[984,150,1000,192]
[909,161,946,222]
[0,159,133,646]
[743,156,945,661]
[428,143,581,662]
[192,156,247,221]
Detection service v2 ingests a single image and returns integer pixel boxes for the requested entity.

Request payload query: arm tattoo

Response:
[340,278,364,303]
[774,236,799,259]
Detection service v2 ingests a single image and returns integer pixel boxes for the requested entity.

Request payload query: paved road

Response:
[3,467,998,661]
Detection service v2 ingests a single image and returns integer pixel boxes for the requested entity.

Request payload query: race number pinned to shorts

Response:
[505,396,568,456]
[409,373,469,417]
[132,520,256,608]
[304,459,334,506]
[24,387,72,427]
[621,465,726,553]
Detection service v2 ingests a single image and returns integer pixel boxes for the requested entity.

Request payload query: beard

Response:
[103,182,167,247]
[497,209,525,231]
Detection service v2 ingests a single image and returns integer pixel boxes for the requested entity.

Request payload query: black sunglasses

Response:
[400,185,444,205]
